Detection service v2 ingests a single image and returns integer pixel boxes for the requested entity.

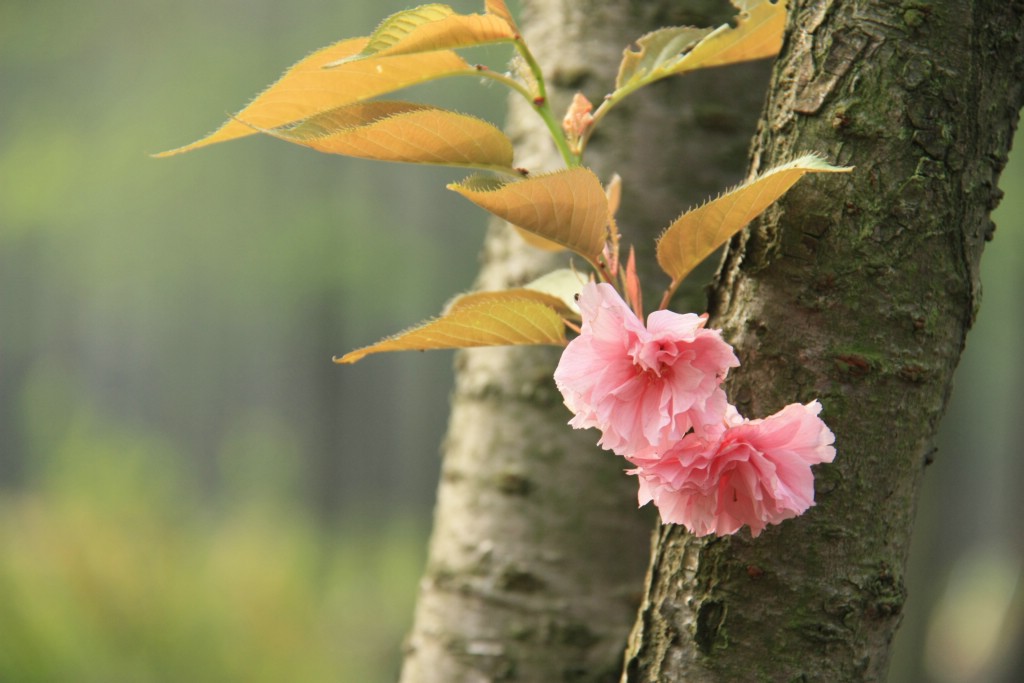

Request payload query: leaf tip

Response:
[788,152,854,173]
[150,143,195,159]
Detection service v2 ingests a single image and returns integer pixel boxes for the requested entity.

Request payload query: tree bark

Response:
[399,2,772,681]
[623,1,1024,681]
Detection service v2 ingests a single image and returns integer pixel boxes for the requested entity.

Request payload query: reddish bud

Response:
[562,92,594,144]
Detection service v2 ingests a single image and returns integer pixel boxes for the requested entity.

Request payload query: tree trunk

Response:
[623,1,1024,681]
[399,2,772,681]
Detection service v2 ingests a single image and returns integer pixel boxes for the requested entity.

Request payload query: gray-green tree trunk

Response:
[399,2,771,681]
[623,1,1024,681]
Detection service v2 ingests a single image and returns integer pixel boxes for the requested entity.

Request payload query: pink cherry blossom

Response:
[630,401,836,537]
[554,282,739,456]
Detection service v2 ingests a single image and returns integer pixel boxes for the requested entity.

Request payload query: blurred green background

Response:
[0,1,1021,681]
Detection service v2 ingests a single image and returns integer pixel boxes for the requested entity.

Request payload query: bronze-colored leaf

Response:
[676,0,787,72]
[448,167,608,262]
[656,154,852,283]
[445,287,575,318]
[485,0,519,33]
[614,0,785,92]
[267,101,515,171]
[335,291,567,364]
[155,38,472,157]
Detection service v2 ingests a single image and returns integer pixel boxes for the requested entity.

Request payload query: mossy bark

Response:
[398,2,772,682]
[622,1,1024,681]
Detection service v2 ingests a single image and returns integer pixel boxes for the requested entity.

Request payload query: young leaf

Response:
[264,101,515,172]
[614,0,785,92]
[521,269,588,316]
[615,27,714,90]
[656,154,852,283]
[330,3,517,65]
[155,38,472,157]
[448,168,609,262]
[334,291,567,364]
[623,246,643,318]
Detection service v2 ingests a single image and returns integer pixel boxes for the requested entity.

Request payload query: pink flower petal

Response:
[554,283,738,456]
[631,401,836,537]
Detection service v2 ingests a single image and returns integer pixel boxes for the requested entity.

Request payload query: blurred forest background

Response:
[1,1,1021,681]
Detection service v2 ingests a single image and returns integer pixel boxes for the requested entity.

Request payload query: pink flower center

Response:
[632,340,676,378]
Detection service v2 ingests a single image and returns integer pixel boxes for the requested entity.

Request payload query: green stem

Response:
[464,65,576,168]
[511,39,580,167]
[472,67,534,104]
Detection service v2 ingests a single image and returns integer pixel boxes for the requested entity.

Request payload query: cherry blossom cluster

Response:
[554,283,835,537]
